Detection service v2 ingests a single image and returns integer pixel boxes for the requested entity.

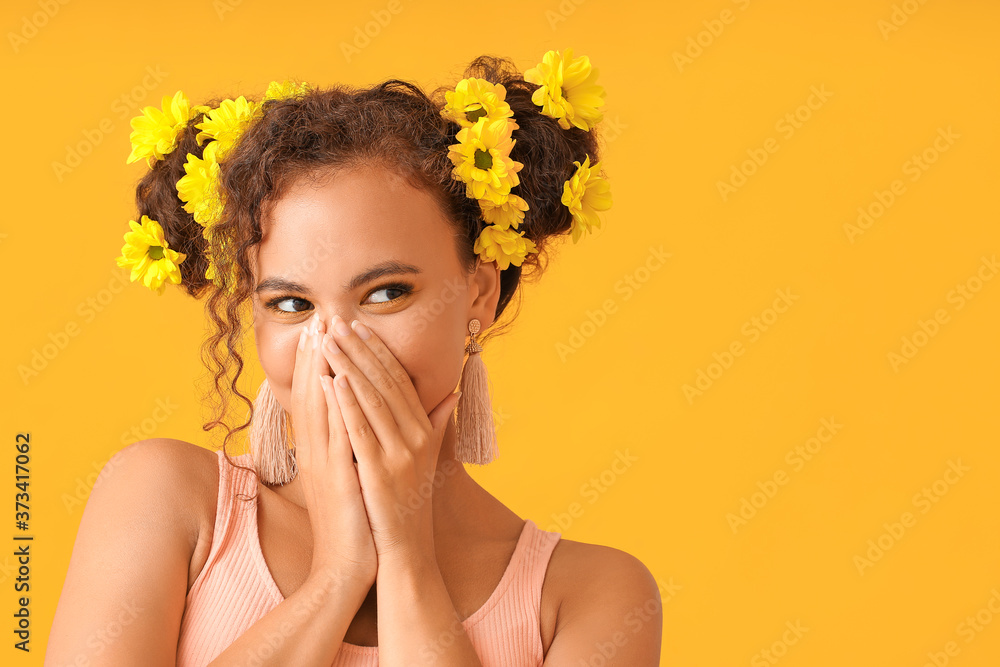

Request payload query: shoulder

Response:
[547,538,661,617]
[105,439,225,590]
[104,437,218,489]
[100,438,220,541]
[46,439,222,662]
[106,436,215,471]
[541,537,662,663]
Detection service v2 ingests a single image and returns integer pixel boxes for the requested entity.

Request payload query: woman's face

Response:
[250,165,501,421]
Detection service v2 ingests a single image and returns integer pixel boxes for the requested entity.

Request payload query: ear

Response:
[468,257,502,328]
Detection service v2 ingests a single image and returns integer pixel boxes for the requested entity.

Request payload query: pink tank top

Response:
[176,449,562,666]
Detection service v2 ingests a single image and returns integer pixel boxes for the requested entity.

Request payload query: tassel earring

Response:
[455,318,498,465]
[248,377,298,485]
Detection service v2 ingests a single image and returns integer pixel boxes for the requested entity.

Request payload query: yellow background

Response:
[2,0,998,664]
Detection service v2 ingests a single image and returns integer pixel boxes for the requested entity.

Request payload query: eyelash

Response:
[264,281,415,315]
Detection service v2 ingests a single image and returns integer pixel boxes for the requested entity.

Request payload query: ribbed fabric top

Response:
[176,449,562,666]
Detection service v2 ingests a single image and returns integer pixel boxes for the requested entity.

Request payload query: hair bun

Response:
[439,53,608,260]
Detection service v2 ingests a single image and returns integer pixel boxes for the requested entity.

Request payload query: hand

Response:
[289,312,378,589]
[319,314,462,566]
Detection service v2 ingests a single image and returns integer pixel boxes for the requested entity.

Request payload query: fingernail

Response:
[351,320,371,340]
[309,312,320,334]
[298,328,307,351]
[333,315,351,337]
[311,330,321,349]
[325,332,342,354]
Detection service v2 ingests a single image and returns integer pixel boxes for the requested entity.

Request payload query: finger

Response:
[305,315,332,468]
[291,313,329,469]
[289,313,319,467]
[319,373,356,467]
[349,319,431,430]
[321,331,406,455]
[289,316,316,413]
[331,372,382,463]
[324,317,426,438]
[427,391,463,439]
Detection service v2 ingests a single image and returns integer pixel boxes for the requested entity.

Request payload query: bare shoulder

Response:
[103,438,220,546]
[46,438,221,664]
[546,538,662,617]
[541,537,662,664]
[106,437,218,498]
[104,439,223,590]
[106,436,216,476]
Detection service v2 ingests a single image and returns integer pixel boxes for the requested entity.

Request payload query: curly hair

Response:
[130,54,605,494]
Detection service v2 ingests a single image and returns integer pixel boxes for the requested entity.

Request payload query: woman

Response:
[46,51,662,665]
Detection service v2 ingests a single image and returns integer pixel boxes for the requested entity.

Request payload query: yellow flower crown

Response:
[116,48,612,296]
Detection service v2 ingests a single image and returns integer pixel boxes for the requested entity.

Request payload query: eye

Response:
[264,296,311,314]
[261,281,414,316]
[364,282,414,305]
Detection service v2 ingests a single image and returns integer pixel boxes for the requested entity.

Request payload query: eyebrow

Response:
[254,260,423,295]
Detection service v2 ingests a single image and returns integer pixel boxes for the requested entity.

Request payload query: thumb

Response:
[428,391,462,436]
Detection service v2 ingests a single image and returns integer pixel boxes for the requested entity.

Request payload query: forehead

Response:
[255,166,457,281]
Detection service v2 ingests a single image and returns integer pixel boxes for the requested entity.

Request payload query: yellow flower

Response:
[478,193,529,230]
[440,78,514,128]
[177,141,224,227]
[195,96,259,158]
[474,224,537,271]
[127,90,197,165]
[561,155,612,243]
[524,48,606,131]
[447,117,523,205]
[115,215,186,295]
[263,79,312,101]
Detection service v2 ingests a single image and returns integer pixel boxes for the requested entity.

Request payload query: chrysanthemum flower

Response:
[447,117,523,205]
[561,155,612,243]
[478,193,529,230]
[127,90,197,165]
[524,48,606,131]
[115,215,186,295]
[195,96,259,158]
[177,142,223,226]
[440,78,514,128]
[474,224,537,271]
[264,79,312,101]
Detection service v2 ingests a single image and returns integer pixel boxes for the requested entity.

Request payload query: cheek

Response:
[255,322,300,411]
